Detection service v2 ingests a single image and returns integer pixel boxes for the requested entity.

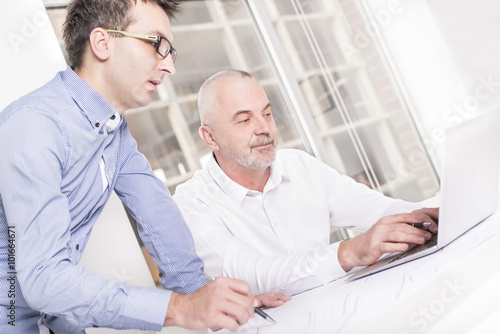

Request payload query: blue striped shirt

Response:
[0,66,207,333]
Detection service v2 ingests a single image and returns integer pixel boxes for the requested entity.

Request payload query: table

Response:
[220,209,500,334]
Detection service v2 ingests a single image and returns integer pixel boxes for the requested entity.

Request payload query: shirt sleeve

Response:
[0,109,170,331]
[324,168,423,233]
[175,195,346,296]
[113,120,207,295]
[294,150,422,232]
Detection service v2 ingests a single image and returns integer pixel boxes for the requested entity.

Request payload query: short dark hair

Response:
[63,0,179,69]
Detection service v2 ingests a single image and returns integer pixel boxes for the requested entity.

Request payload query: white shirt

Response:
[174,149,421,295]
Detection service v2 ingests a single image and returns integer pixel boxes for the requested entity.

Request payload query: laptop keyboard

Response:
[389,233,438,263]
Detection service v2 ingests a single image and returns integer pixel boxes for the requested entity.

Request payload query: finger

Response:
[421,207,439,222]
[411,208,439,230]
[266,295,291,307]
[211,277,254,310]
[379,241,409,254]
[394,223,432,243]
[273,294,291,303]
[422,208,439,233]
[409,222,436,238]
[210,313,242,332]
[265,300,285,307]
[224,285,254,309]
[207,278,254,325]
[375,223,427,248]
[428,222,438,234]
[413,214,438,234]
[214,299,252,329]
[377,212,423,226]
[387,210,438,236]
[402,222,433,237]
[218,276,253,298]
[254,294,291,307]
[387,230,427,245]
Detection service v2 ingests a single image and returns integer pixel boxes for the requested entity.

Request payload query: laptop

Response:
[347,109,500,281]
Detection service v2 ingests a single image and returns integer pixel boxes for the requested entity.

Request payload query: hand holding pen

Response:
[207,275,288,325]
[165,276,256,331]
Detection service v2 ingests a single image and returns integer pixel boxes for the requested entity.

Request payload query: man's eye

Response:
[150,42,158,47]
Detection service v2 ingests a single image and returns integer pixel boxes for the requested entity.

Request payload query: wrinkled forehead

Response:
[215,77,269,116]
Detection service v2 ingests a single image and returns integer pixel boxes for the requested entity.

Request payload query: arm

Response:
[307,152,439,271]
[113,120,207,294]
[174,150,430,294]
[0,110,168,331]
[114,122,259,330]
[174,196,346,295]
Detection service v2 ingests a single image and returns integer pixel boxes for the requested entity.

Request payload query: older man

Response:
[174,69,438,295]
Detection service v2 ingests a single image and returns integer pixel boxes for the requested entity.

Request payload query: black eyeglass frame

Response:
[106,29,177,62]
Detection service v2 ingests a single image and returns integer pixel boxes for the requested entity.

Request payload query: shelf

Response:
[319,113,389,138]
[270,12,337,23]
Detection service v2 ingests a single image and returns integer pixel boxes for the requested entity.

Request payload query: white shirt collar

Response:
[206,153,290,206]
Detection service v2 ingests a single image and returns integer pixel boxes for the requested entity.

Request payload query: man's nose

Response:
[254,116,270,134]
[159,54,176,75]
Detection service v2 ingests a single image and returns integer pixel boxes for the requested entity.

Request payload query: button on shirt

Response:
[0,66,206,333]
[174,149,421,295]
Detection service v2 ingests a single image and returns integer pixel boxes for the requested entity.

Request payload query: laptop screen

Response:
[437,110,500,246]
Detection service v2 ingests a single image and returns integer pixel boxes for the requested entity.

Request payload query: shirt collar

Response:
[61,66,118,133]
[264,154,290,192]
[206,152,290,206]
[102,112,121,134]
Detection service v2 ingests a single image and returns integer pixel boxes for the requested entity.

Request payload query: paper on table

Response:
[214,313,275,334]
[275,276,324,297]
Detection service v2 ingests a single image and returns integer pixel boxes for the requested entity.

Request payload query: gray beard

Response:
[221,135,277,169]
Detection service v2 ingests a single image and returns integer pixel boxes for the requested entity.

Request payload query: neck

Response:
[214,154,270,192]
[74,64,126,115]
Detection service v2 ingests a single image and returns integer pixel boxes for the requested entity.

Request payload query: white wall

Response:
[363,0,500,168]
[0,0,66,111]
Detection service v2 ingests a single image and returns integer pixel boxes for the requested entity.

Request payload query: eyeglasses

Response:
[106,29,177,63]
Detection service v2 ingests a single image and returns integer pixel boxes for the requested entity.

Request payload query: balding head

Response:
[198,69,254,129]
[196,69,278,172]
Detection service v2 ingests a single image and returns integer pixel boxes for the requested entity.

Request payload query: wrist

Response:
[164,292,183,327]
[338,239,356,272]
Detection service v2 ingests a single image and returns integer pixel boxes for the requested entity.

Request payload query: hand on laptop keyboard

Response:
[389,233,438,263]
[338,207,439,272]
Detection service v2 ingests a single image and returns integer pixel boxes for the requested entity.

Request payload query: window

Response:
[46,0,439,246]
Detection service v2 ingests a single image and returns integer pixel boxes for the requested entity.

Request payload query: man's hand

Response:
[338,207,439,272]
[164,276,255,331]
[254,292,291,308]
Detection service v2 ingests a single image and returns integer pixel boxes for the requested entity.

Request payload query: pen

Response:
[408,222,431,228]
[254,306,276,324]
[206,275,277,324]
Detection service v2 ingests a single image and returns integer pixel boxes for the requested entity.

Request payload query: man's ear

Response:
[88,28,111,61]
[199,125,219,151]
